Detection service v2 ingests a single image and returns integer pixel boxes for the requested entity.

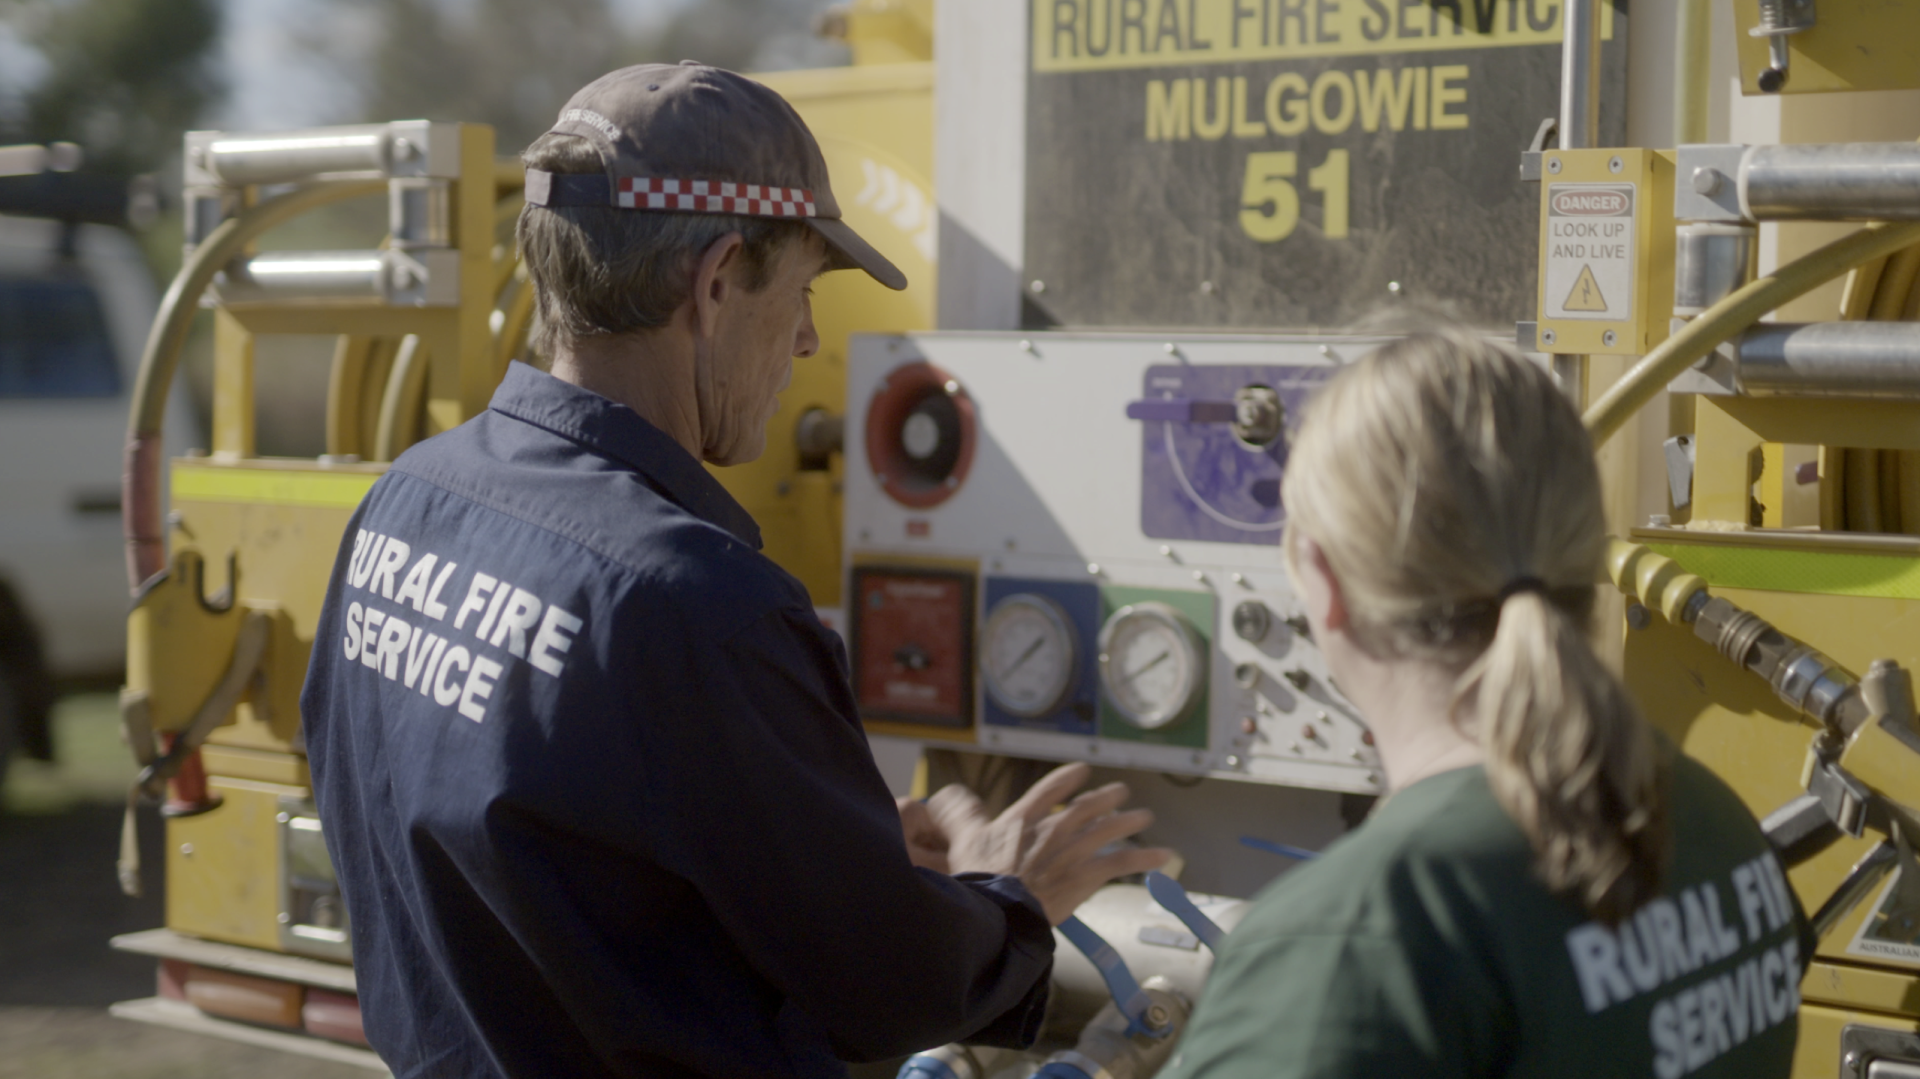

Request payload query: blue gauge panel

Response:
[980,577,1101,735]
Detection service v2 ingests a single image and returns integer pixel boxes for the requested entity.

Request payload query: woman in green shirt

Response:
[1163,331,1809,1079]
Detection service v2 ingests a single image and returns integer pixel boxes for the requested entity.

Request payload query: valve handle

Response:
[1145,871,1225,953]
[1124,399,1237,424]
[1058,915,1170,1038]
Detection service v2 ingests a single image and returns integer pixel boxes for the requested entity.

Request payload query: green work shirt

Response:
[1164,758,1811,1079]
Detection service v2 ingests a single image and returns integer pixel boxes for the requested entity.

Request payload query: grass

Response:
[5,693,138,815]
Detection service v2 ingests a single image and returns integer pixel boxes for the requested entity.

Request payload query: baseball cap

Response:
[523,61,907,292]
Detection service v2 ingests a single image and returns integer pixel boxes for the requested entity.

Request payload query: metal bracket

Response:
[1842,1024,1920,1079]
[1808,744,1875,838]
[1518,118,1558,183]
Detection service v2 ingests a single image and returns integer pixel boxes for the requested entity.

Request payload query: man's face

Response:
[699,232,828,466]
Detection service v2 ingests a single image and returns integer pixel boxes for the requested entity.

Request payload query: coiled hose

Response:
[121,180,385,593]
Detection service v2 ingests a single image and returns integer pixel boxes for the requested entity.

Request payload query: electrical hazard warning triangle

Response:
[1562,264,1609,312]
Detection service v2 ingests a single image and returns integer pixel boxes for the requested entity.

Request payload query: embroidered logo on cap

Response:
[616,178,816,218]
[561,108,621,142]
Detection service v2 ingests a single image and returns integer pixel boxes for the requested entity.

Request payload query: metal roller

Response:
[1735,322,1920,398]
[195,127,395,186]
[1742,143,1920,222]
[1674,223,1756,316]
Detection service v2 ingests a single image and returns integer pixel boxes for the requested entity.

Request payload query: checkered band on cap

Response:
[616,178,816,218]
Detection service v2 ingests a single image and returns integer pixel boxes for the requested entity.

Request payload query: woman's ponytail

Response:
[1465,590,1668,925]
[1281,328,1671,925]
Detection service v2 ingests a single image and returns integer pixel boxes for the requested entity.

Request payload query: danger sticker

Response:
[1544,182,1635,322]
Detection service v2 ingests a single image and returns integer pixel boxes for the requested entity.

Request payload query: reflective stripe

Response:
[172,465,382,509]
[1648,543,1920,601]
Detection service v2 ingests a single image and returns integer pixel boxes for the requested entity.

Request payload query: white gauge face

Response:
[1098,602,1205,730]
[982,594,1078,718]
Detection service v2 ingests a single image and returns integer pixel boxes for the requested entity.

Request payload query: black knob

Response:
[1283,615,1311,641]
[1232,600,1272,643]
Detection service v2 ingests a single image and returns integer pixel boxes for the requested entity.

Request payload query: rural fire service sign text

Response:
[1543,183,1634,321]
[1022,0,1628,330]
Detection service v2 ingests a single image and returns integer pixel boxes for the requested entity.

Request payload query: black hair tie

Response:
[1497,576,1549,603]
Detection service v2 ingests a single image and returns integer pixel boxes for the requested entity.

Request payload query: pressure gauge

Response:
[981,594,1079,718]
[1098,602,1208,730]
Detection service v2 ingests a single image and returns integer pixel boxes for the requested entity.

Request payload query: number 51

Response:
[1239,149,1349,243]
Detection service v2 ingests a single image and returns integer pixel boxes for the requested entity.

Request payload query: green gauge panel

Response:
[1095,586,1213,749]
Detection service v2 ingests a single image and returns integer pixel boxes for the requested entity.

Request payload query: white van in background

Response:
[0,166,195,786]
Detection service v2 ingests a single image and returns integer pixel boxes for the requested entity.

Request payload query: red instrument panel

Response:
[849,566,975,729]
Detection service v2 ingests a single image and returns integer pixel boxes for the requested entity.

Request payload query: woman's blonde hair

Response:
[1282,329,1668,924]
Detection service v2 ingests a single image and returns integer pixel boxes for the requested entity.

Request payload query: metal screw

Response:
[1163,342,1178,355]
[392,137,416,161]
[1029,280,1046,293]
[1625,602,1652,630]
[1692,167,1724,196]
[1602,330,1618,348]
[276,812,290,823]
[1159,545,1175,559]
[180,844,194,856]
[1387,281,1402,294]
[1547,157,1562,174]
[1229,572,1245,585]
[1086,562,1102,575]
[1609,155,1624,173]
[278,912,292,924]
[1541,328,1557,346]
[1234,663,1261,688]
[1199,281,1215,294]
[1241,717,1259,735]
[1148,1005,1170,1027]
[1019,339,1035,354]
[1192,569,1208,583]
[1225,755,1242,767]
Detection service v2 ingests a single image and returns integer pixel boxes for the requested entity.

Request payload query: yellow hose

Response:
[1583,222,1920,447]
[127,181,386,439]
[1606,538,1708,623]
[123,181,386,589]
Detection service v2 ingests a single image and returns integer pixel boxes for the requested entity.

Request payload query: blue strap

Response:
[523,169,612,208]
[1145,871,1225,953]
[1058,915,1170,1037]
[1239,835,1320,861]
[895,1054,960,1079]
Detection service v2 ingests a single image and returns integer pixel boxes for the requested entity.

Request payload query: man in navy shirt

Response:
[301,63,1170,1078]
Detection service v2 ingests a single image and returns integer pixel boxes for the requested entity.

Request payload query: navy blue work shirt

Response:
[300,362,1053,1079]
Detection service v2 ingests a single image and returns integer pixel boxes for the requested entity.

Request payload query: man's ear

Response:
[689,232,745,341]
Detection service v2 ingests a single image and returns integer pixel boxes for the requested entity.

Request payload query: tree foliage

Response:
[7,0,223,176]
[318,0,844,155]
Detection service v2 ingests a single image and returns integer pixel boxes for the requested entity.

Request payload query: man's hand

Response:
[926,762,1171,925]
[897,797,951,874]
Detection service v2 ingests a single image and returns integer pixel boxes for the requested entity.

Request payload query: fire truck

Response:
[105,1,1920,1075]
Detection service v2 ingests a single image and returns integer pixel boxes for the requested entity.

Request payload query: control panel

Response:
[844,333,1388,796]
